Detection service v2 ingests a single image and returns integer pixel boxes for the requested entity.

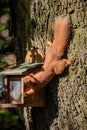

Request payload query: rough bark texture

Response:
[30,1,87,130]
[11,0,87,130]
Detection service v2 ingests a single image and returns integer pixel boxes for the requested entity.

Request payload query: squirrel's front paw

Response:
[23,92,29,97]
[24,88,35,96]
[67,59,74,65]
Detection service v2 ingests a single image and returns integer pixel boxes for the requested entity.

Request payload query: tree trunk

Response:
[30,1,87,130]
[11,0,87,130]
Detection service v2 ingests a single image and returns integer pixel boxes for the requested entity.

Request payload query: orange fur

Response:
[53,15,70,57]
[23,15,73,96]
[25,48,45,63]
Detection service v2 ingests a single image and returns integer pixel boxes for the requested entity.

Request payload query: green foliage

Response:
[0,25,6,32]
[0,109,19,122]
[0,0,10,16]
[2,7,10,13]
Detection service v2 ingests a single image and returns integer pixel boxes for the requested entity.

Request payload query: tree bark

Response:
[11,0,87,130]
[30,0,87,130]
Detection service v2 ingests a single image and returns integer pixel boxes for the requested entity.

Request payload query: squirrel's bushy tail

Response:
[53,15,71,57]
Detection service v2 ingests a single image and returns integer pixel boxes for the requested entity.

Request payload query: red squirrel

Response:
[25,47,45,63]
[23,15,74,96]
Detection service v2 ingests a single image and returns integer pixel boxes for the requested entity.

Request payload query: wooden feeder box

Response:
[0,62,46,108]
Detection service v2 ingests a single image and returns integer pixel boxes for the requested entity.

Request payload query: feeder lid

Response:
[0,62,43,76]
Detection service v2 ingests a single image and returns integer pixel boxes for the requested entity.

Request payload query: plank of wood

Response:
[0,103,23,108]
[0,62,43,76]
